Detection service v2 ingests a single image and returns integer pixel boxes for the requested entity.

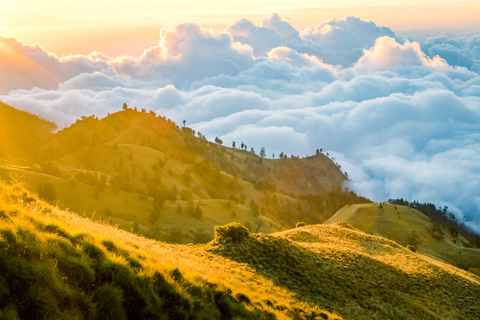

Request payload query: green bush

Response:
[406,245,416,252]
[296,222,306,228]
[214,223,249,243]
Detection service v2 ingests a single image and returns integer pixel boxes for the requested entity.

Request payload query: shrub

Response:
[406,245,416,252]
[296,222,306,228]
[214,223,249,243]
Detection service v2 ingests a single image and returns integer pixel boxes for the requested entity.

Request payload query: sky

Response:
[1,0,480,56]
[1,2,480,232]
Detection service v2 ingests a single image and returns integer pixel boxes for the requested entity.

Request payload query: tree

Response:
[272,154,275,158]
[154,193,167,212]
[193,204,203,219]
[168,184,178,200]
[150,210,160,224]
[38,183,56,202]
[250,147,255,154]
[182,120,186,127]
[132,221,139,233]
[122,103,128,110]
[241,142,244,149]
[215,136,223,145]
[232,141,236,148]
[259,147,266,158]
[279,151,284,159]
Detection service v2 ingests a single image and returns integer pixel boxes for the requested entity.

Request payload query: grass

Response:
[212,223,480,319]
[0,181,340,320]
[325,203,480,270]
[1,181,479,319]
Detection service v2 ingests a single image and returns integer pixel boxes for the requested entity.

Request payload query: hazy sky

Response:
[1,0,480,57]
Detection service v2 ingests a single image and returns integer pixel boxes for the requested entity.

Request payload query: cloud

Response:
[2,15,480,232]
[0,36,110,94]
[420,34,480,73]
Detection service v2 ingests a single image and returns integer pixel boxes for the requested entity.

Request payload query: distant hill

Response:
[325,203,480,270]
[0,106,370,243]
[1,181,479,320]
[0,102,56,159]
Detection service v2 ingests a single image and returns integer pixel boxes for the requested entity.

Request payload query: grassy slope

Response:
[0,181,338,320]
[325,203,480,269]
[2,182,479,320]
[0,102,56,160]
[0,109,357,243]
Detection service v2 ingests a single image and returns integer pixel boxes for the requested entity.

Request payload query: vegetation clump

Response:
[406,244,416,252]
[214,222,249,243]
[296,222,306,228]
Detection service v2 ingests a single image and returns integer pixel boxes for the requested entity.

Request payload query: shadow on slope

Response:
[209,223,480,320]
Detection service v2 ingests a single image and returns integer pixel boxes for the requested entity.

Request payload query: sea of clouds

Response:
[1,14,480,231]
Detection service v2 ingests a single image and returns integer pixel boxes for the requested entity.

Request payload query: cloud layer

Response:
[1,15,480,232]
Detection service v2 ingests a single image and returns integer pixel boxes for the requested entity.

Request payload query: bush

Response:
[214,223,249,243]
[406,245,416,252]
[296,222,306,228]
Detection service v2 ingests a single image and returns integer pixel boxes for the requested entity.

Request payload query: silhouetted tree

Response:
[250,147,255,154]
[38,183,56,202]
[232,141,236,148]
[260,147,266,158]
[122,103,128,110]
[215,136,223,145]
[182,120,186,127]
[133,221,139,233]
[193,204,203,219]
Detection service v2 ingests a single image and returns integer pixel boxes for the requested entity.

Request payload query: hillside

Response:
[1,181,479,320]
[0,107,370,243]
[325,203,480,270]
[0,102,56,160]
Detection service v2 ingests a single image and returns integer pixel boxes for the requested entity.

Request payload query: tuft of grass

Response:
[406,244,416,252]
[81,241,106,261]
[59,256,95,289]
[93,284,127,320]
[296,222,306,228]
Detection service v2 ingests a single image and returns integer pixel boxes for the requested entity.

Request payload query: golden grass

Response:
[326,203,480,269]
[0,181,339,319]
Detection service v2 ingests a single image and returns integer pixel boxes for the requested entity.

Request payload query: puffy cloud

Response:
[420,34,480,73]
[301,16,402,66]
[2,15,480,232]
[0,36,110,94]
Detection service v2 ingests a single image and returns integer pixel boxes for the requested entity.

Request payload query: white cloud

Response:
[1,15,480,232]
